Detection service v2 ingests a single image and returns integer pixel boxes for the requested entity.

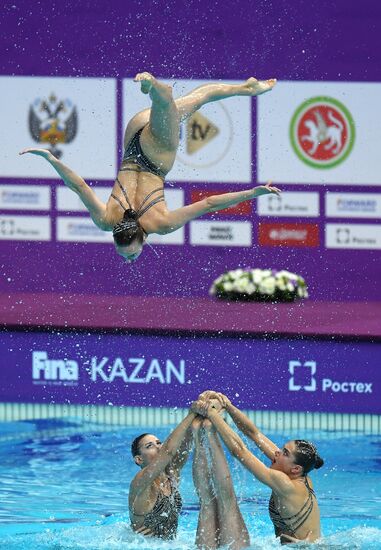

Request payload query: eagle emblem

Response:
[29,93,78,159]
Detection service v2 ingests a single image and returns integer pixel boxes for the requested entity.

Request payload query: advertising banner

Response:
[190,220,252,247]
[257,192,320,218]
[0,184,51,211]
[325,223,381,250]
[0,215,51,241]
[0,76,117,180]
[258,223,320,247]
[325,193,381,219]
[56,217,112,243]
[1,331,380,414]
[257,81,381,185]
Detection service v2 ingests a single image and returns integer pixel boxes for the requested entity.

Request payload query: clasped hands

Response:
[191,390,231,418]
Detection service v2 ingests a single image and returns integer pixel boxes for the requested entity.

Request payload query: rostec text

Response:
[90,356,185,384]
[322,378,372,393]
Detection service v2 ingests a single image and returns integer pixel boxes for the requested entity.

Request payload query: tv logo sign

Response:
[32,351,79,383]
[288,360,316,392]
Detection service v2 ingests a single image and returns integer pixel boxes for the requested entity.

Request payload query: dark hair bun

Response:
[124,209,138,221]
[314,455,324,469]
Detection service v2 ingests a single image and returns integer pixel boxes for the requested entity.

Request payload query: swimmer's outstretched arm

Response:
[198,391,278,460]
[157,182,281,234]
[169,425,194,480]
[191,401,291,495]
[131,412,196,497]
[19,148,110,230]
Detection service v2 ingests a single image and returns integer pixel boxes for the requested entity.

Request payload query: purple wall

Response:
[2,330,380,414]
[0,0,380,302]
[1,0,379,81]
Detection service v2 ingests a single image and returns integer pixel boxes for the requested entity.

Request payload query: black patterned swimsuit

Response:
[121,126,166,179]
[132,476,183,540]
[111,127,166,225]
[269,476,316,542]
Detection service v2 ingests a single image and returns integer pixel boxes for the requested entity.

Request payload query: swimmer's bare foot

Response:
[134,72,155,94]
[245,77,277,96]
[134,72,173,102]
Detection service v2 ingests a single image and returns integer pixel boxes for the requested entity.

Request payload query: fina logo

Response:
[32,351,79,384]
[288,360,316,392]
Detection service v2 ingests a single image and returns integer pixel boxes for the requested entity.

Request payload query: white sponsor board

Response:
[326,193,381,219]
[57,217,112,243]
[257,192,319,217]
[0,185,51,210]
[0,215,51,241]
[147,189,184,245]
[325,224,381,249]
[57,186,110,211]
[147,230,184,245]
[0,76,116,180]
[258,81,381,185]
[190,221,252,246]
[123,79,251,183]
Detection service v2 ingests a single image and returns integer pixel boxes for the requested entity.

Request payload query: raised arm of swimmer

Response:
[191,400,291,494]
[19,148,109,230]
[158,182,281,234]
[198,390,279,460]
[170,425,194,479]
[192,399,323,544]
[131,411,196,497]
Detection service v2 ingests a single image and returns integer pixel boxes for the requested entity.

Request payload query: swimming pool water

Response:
[0,418,380,549]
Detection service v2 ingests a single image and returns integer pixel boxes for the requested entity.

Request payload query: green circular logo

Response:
[289,96,355,169]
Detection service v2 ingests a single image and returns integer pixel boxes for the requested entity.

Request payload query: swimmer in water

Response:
[191,405,250,550]
[193,391,324,545]
[20,73,279,263]
[128,411,195,540]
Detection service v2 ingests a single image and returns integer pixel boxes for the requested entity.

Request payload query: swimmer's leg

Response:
[192,417,219,550]
[135,72,179,148]
[123,76,276,149]
[175,77,277,121]
[205,420,250,550]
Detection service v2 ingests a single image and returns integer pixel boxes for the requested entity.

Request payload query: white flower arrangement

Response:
[210,268,309,302]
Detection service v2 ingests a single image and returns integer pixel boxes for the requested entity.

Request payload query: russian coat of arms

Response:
[28,93,78,159]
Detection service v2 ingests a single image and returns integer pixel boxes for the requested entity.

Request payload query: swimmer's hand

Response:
[252,181,281,197]
[191,399,209,417]
[19,148,53,160]
[198,391,231,408]
[191,399,222,418]
[280,530,313,544]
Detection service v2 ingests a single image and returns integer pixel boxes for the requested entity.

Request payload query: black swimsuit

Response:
[132,476,183,540]
[269,476,316,543]
[111,128,166,225]
[121,127,167,179]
